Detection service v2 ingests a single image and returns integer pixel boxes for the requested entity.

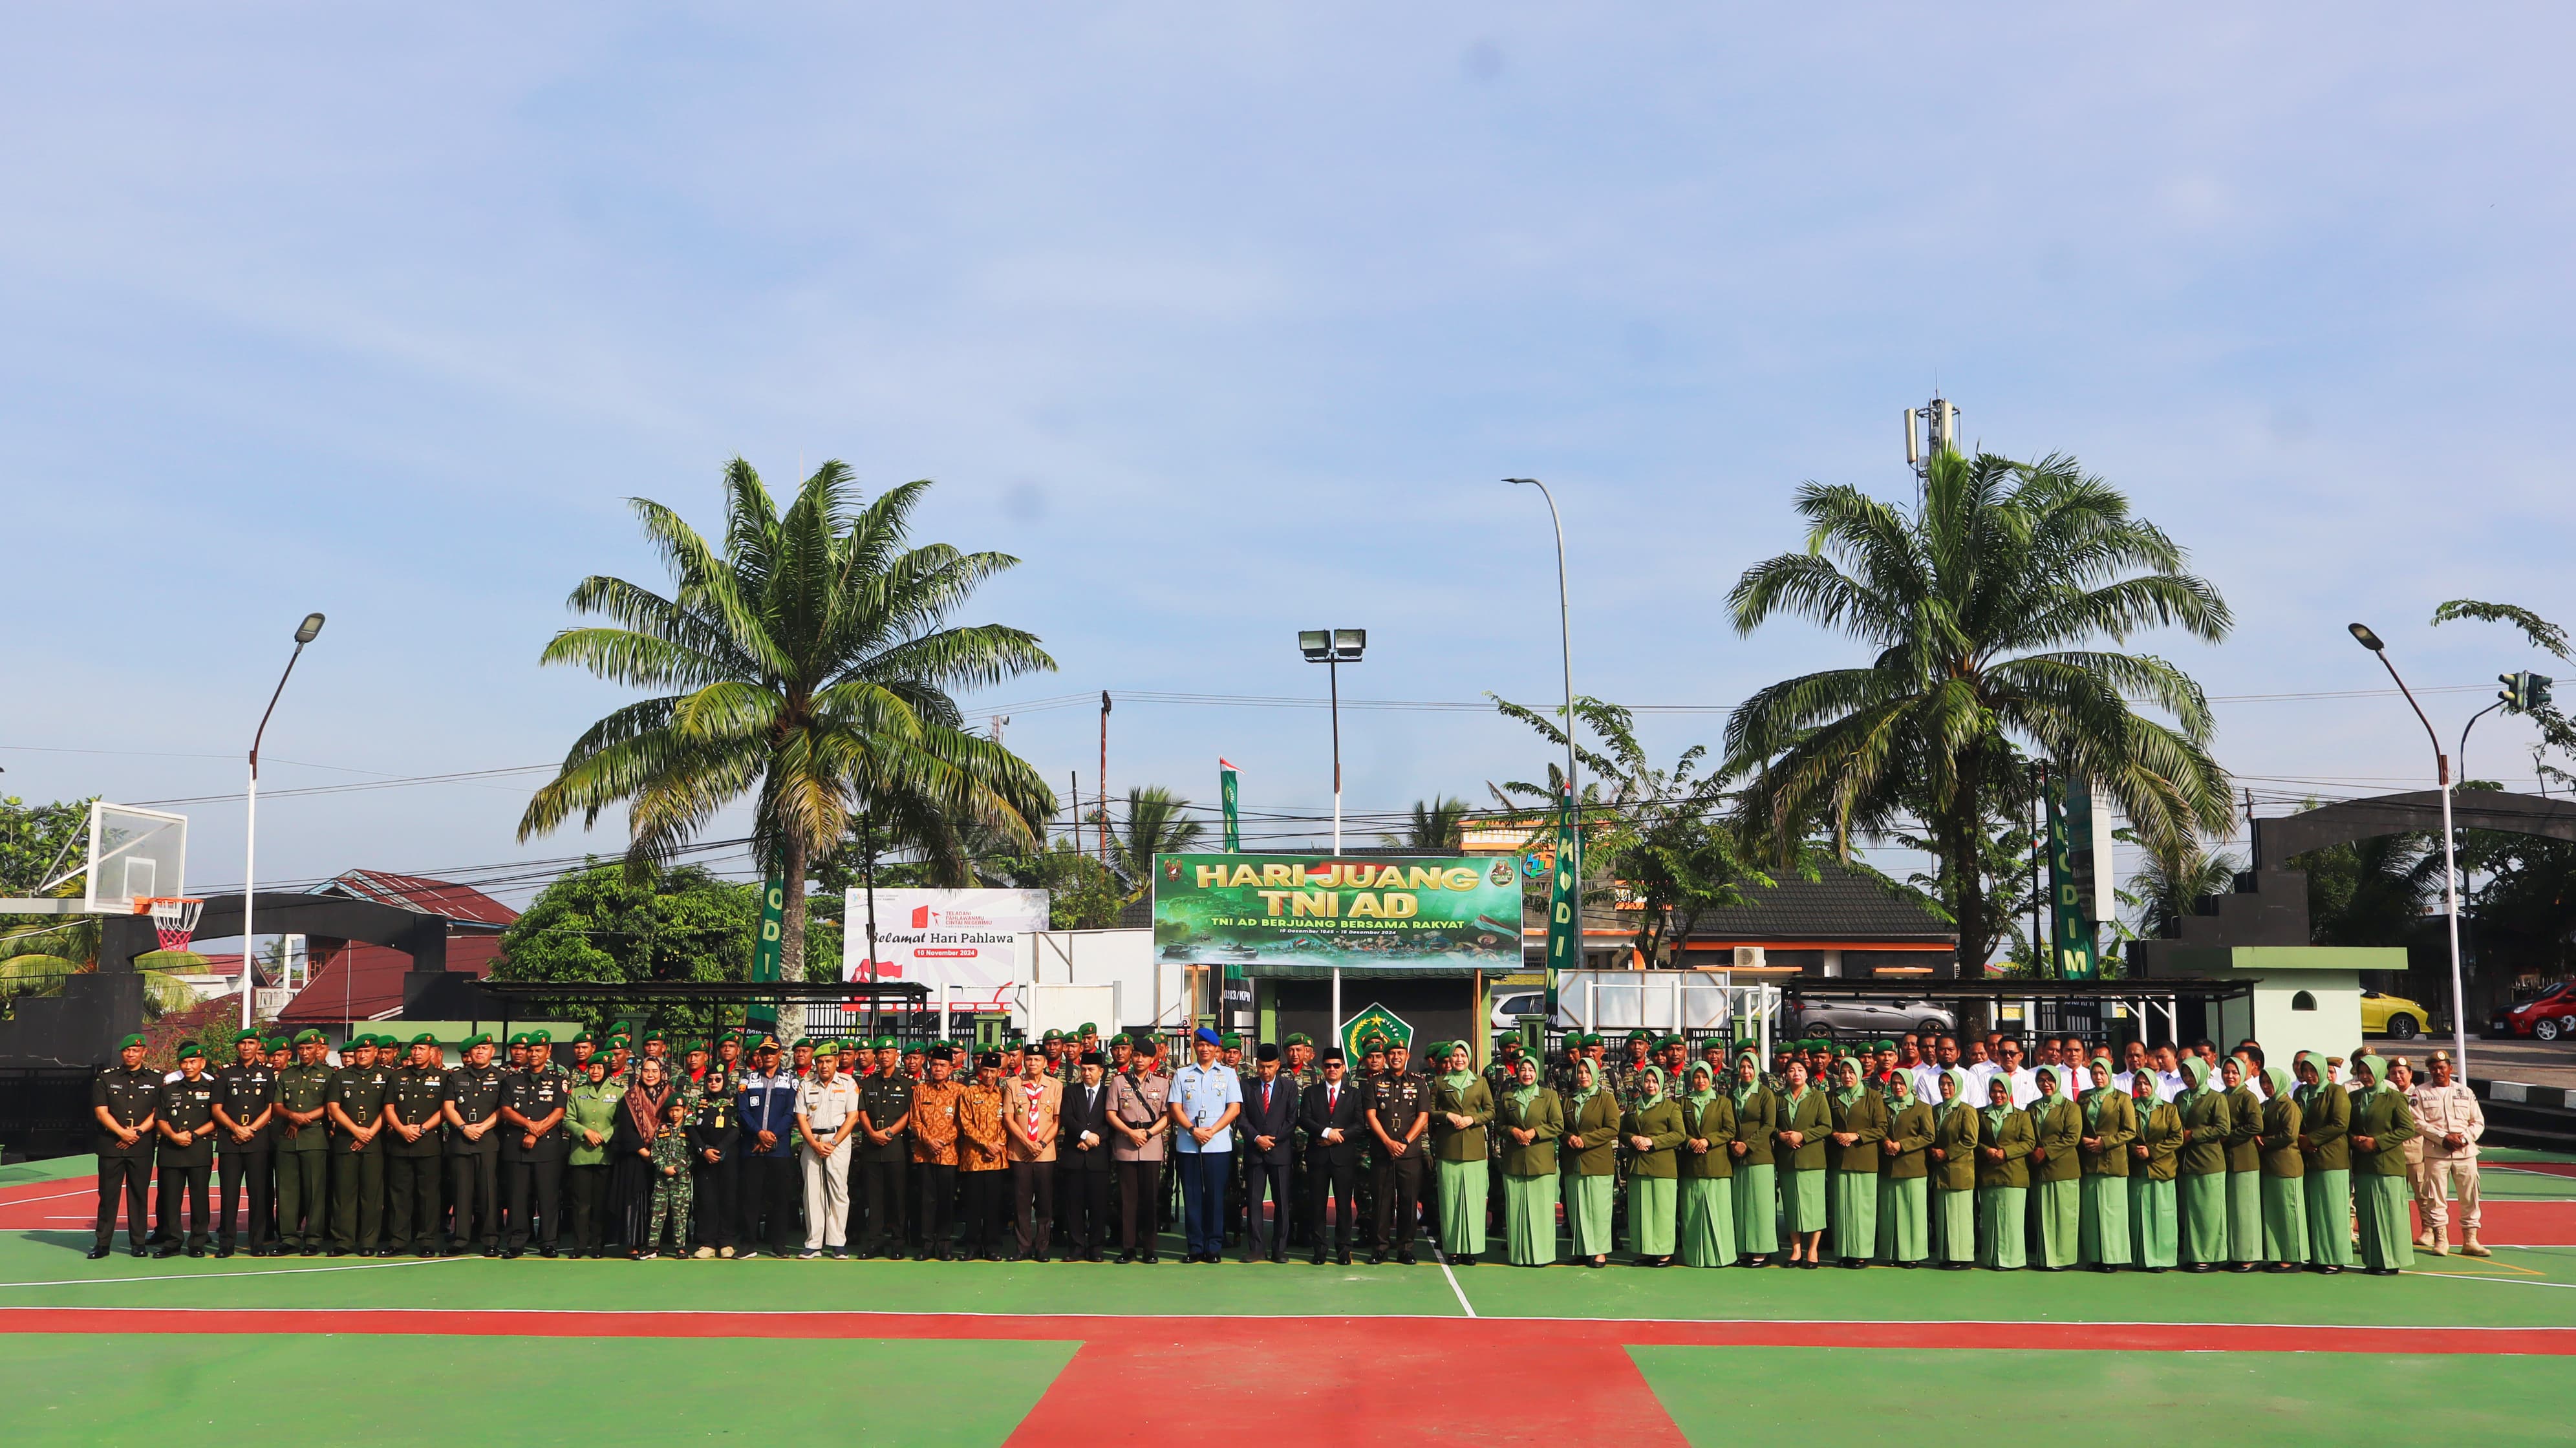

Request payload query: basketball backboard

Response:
[82,802,188,914]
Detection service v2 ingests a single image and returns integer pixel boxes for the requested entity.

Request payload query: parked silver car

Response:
[1786,994,1955,1041]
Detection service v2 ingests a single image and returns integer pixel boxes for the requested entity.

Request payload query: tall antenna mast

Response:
[1902,391,1960,506]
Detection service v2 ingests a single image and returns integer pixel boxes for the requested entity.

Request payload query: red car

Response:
[2491,981,2576,1042]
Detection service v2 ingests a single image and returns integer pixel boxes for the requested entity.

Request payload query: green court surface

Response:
[2,1334,1073,1448]
[1632,1346,2570,1445]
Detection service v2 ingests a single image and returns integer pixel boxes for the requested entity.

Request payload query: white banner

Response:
[843,888,1047,1012]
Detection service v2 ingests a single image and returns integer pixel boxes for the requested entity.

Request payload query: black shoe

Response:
[1338,1248,1353,1266]
[479,1244,499,1258]
[2315,1264,2343,1275]
[215,1245,235,1259]
[1141,1251,1158,1264]
[2227,1262,2255,1273]
[1117,1250,1136,1264]
[1800,1257,1820,1270]
[502,1249,522,1261]
[2264,1262,2297,1273]
[2187,1263,2216,1273]
[86,1246,110,1260]
[2366,1266,2399,1277]
[1898,1260,1919,1269]
[186,1246,206,1259]
[129,1247,148,1258]
[1368,1250,1387,1266]
[541,1247,559,1259]
[1396,1249,1416,1266]
[1453,1254,1476,1266]
[301,1245,321,1257]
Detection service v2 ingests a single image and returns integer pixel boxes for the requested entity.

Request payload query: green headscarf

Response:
[1980,1074,2016,1134]
[2294,1050,2330,1104]
[1684,1062,1718,1113]
[1882,1068,1914,1111]
[1569,1058,1602,1114]
[1830,1058,1863,1109]
[2081,1057,2118,1131]
[2261,1065,2293,1102]
[1731,1050,1763,1107]
[1933,1066,1970,1123]
[2180,1055,2212,1098]
[2350,1054,2392,1094]
[1504,1059,1541,1113]
[1438,1046,1477,1096]
[2130,1068,2161,1120]
[1636,1063,1667,1100]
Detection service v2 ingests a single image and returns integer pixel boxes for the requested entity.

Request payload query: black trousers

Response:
[218,1151,272,1251]
[1374,1152,1424,1248]
[961,1170,1007,1255]
[1009,1160,1054,1258]
[447,1151,500,1249]
[1117,1160,1163,1256]
[1058,1166,1108,1257]
[1241,1157,1292,1259]
[692,1156,737,1250]
[916,1162,957,1255]
[740,1155,800,1253]
[95,1155,149,1249]
[329,1149,383,1253]
[385,1154,442,1252]
[859,1156,906,1253]
[1309,1156,1358,1247]
[508,1155,563,1252]
[275,1151,327,1248]
[566,1164,610,1254]
[156,1156,212,1249]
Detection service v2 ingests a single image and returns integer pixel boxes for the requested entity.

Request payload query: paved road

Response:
[2469,1037,2576,1090]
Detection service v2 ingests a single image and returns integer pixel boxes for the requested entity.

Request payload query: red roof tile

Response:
[315,869,517,928]
[279,934,504,1023]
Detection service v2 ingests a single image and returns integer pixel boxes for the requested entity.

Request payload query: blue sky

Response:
[5,6,2570,919]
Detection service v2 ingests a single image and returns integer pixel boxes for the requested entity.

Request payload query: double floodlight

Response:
[1299,628,1366,663]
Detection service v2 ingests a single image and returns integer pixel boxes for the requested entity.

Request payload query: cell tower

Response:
[1901,392,1960,504]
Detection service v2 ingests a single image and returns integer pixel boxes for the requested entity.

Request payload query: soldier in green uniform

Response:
[1774,1059,1831,1267]
[211,1029,277,1257]
[1974,1074,2035,1269]
[2127,1069,2182,1270]
[324,1034,391,1256]
[89,1032,160,1259]
[274,1029,334,1256]
[151,1043,220,1257]
[383,1034,448,1257]
[1430,1043,1494,1264]
[856,1038,912,1259]
[1364,1038,1429,1264]
[442,1033,508,1255]
[1927,1067,1979,1269]
[502,1036,570,1258]
[1676,1061,1736,1268]
[1728,1049,1780,1266]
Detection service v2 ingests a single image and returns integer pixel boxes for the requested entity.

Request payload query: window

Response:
[2291,991,2317,1012]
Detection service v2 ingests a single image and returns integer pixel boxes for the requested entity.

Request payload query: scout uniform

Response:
[211,1032,278,1257]
[153,1047,220,1255]
[90,1034,160,1257]
[325,1037,392,1255]
[383,1035,448,1256]
[274,1031,335,1255]
[442,1036,508,1254]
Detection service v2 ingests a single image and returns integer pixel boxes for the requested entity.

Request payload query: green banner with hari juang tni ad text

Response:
[1152,854,1523,970]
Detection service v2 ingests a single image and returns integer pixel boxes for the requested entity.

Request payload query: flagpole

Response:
[1508,479,1577,1017]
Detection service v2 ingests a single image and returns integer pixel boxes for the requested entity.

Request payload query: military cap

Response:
[607,1034,632,1047]
[264,1036,290,1052]
[233,1029,261,1045]
[177,1041,206,1061]
[1359,1032,1388,1050]
[683,1039,709,1054]
[1109,1032,1132,1047]
[1660,1034,1684,1049]
[531,1029,552,1044]
[1220,1033,1242,1049]
[642,1032,667,1046]
[461,1032,493,1050]
[116,1032,147,1051]
[1042,1028,1064,1042]
[873,1036,896,1050]
[1626,1030,1653,1045]
[571,1032,597,1047]
[813,1039,840,1054]
[410,1032,438,1047]
[1872,1039,1895,1052]
[1285,1032,1312,1047]
[294,1028,327,1045]
[1077,1021,1098,1035]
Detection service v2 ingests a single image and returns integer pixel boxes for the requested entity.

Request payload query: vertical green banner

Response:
[1544,785,1580,1009]
[747,874,786,1032]
[1218,758,1241,853]
[2046,777,2098,980]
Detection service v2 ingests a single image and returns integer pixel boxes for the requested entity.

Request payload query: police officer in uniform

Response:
[502,1035,570,1258]
[211,1028,277,1257]
[153,1043,221,1257]
[325,1034,392,1255]
[89,1032,159,1259]
[1364,1038,1430,1264]
[382,1033,448,1257]
[442,1033,508,1255]
[274,1029,335,1255]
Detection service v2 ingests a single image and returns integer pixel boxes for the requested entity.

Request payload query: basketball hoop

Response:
[138,897,206,955]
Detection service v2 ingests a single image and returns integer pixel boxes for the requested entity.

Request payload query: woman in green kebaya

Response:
[1496,1056,1563,1267]
[1825,1057,1887,1269]
[1623,1065,1684,1266]
[1776,1059,1831,1268]
[2076,1057,2135,1271]
[1563,1057,1620,1268]
[1874,1068,1933,1267]
[2128,1069,2182,1272]
[1728,1050,1779,1266]
[2293,1050,2353,1273]
[1677,1061,1737,1268]
[2346,1054,2420,1276]
[2026,1063,2081,1270]
[2219,1056,2264,1271]
[1974,1073,2034,1270]
[1432,1044,1494,1265]
[1928,1067,1979,1269]
[2255,1063,2308,1271]
[2173,1056,2233,1271]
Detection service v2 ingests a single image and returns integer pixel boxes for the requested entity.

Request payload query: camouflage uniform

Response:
[643,1122,694,1253]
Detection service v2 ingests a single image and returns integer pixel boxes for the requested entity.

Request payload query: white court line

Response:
[0,1188,102,1207]
[0,1256,463,1290]
[1430,1246,1476,1318]
[2407,1268,2576,1291]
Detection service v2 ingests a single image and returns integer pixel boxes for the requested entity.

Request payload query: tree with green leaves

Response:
[517,460,1058,983]
[1106,786,1205,896]
[1723,447,2235,972]
[492,858,837,1036]
[1382,797,1472,851]
[2116,827,2241,946]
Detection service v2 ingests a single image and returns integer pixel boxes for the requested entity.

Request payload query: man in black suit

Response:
[1239,1043,1299,1262]
[1298,1047,1363,1265]
[1055,1051,1115,1262]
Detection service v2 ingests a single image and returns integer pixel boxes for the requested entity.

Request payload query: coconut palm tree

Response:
[1107,787,1205,893]
[2122,834,2242,942]
[519,460,1058,979]
[1382,796,1472,851]
[1724,447,2235,971]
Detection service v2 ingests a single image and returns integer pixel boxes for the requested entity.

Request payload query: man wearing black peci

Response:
[1300,1049,1364,1265]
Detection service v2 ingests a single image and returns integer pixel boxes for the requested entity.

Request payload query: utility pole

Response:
[1098,692,1112,866]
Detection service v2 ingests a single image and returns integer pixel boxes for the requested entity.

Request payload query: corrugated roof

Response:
[312,869,517,928]
[1674,861,1955,944]
[280,934,504,1023]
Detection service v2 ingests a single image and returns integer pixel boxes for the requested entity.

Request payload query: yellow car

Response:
[2361,989,2431,1040]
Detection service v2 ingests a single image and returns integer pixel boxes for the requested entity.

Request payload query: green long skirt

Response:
[2129,1176,2178,1269]
[1628,1176,1678,1257]
[1567,1173,1617,1257]
[1875,1175,1927,1262]
[1933,1188,1976,1262]
[1438,1158,1488,1255]
[1829,1169,1878,1259]
[1733,1164,1779,1253]
[1976,1186,2027,1269]
[2077,1174,2130,1266]
[1679,1177,1735,1267]
[1782,1166,1827,1234]
[2354,1171,2416,1272]
[2225,1170,2263,1263]
[2303,1167,2353,1267]
[2032,1178,2079,1268]
[2260,1173,2308,1263]
[2178,1171,2229,1265]
[1501,1173,1559,1266]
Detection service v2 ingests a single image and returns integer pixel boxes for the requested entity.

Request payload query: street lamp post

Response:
[2348,623,2469,1074]
[1507,479,1578,1013]
[243,612,326,1032]
[1299,627,1366,1039]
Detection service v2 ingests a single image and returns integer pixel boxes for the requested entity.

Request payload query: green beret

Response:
[1285,1032,1312,1047]
[872,1036,896,1050]
[1873,1039,1896,1052]
[1220,1034,1241,1048]
[813,1040,839,1055]
[607,1033,631,1046]
[1360,1033,1387,1050]
[1626,1030,1653,1045]
[263,1036,289,1052]
[410,1032,438,1047]
[571,1032,596,1047]
[1078,1022,1098,1034]
[1660,1035,1684,1049]
[175,1041,205,1060]
[1041,1029,1063,1042]
[232,1030,261,1045]
[294,1028,326,1045]
[116,1032,147,1051]
[462,1033,493,1050]
[642,1033,667,1046]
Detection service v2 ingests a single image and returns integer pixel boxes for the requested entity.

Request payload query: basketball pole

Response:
[242,614,327,1032]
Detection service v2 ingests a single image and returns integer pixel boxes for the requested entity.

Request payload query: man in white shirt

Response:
[2151,1045,2188,1102]
[2409,1050,2487,1257]
[1909,1036,1951,1105]
[2110,1039,2150,1098]
[1993,1038,2039,1108]
[794,1045,861,1259]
